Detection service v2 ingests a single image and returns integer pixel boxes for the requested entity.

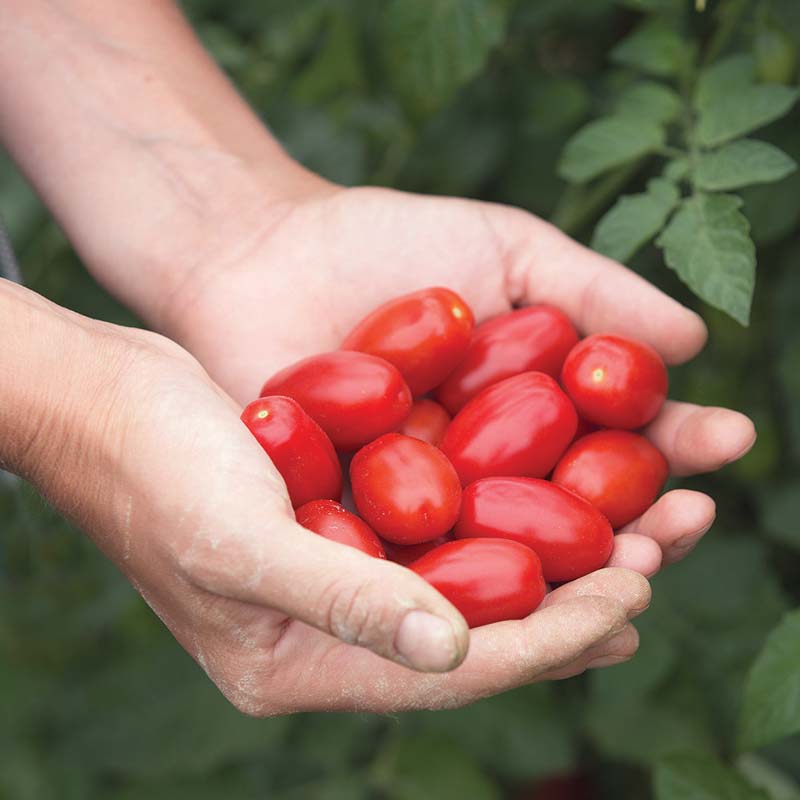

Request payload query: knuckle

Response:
[317,576,396,650]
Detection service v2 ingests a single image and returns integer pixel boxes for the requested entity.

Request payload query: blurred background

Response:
[2,1,799,798]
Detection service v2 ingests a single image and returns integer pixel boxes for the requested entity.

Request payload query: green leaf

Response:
[655,753,769,800]
[737,753,800,800]
[558,116,665,182]
[739,611,800,751]
[697,84,799,147]
[695,54,756,110]
[656,194,756,325]
[610,20,686,76]
[592,177,679,261]
[694,139,797,191]
[664,157,689,181]
[615,81,682,124]
[381,734,501,800]
[383,0,508,115]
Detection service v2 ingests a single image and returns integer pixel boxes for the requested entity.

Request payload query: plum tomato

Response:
[382,535,452,567]
[241,396,342,508]
[295,500,385,558]
[455,477,613,582]
[561,334,667,429]
[435,305,578,414]
[341,287,474,396]
[552,430,669,528]
[350,433,461,545]
[410,538,546,628]
[399,398,451,447]
[440,371,577,486]
[260,351,412,452]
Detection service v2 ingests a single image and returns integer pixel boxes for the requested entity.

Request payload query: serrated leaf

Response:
[592,177,679,261]
[655,753,769,800]
[383,0,507,115]
[695,139,797,191]
[657,194,756,325]
[615,81,682,124]
[739,611,800,751]
[610,20,686,76]
[558,116,665,182]
[695,54,756,110]
[697,84,799,147]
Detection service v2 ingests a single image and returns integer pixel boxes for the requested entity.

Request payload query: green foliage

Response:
[3,1,800,798]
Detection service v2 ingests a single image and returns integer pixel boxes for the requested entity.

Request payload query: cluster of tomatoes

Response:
[242,288,669,629]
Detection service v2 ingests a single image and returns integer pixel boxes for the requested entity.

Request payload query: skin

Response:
[0,0,756,714]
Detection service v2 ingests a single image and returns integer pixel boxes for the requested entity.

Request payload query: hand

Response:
[1,280,648,715]
[162,184,757,578]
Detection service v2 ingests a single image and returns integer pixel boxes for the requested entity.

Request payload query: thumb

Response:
[177,507,470,673]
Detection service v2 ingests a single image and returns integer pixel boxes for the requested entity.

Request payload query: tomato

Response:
[455,477,613,582]
[341,287,474,396]
[435,305,578,414]
[440,371,577,486]
[410,539,546,628]
[552,430,669,528]
[524,773,594,800]
[295,500,385,558]
[351,434,461,544]
[260,351,412,452]
[241,396,342,508]
[560,334,667,430]
[572,417,598,442]
[399,399,451,447]
[382,535,451,567]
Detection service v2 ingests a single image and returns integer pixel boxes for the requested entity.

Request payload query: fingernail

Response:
[395,610,461,672]
[587,654,630,669]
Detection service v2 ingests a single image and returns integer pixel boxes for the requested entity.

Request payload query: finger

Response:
[492,207,708,364]
[605,533,662,577]
[618,489,716,565]
[645,401,756,476]
[537,622,640,680]
[540,567,652,618]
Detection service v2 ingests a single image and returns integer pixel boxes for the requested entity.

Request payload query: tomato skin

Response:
[440,371,578,486]
[295,500,385,558]
[561,334,667,430]
[552,430,669,528]
[241,396,342,508]
[399,399,451,447]
[260,351,412,452]
[436,305,578,415]
[410,539,546,628]
[350,434,462,544]
[455,477,613,582]
[341,287,474,396]
[382,535,451,567]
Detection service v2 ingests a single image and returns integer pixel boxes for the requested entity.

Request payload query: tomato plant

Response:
[241,396,342,508]
[436,305,578,414]
[455,477,614,582]
[341,286,474,396]
[440,371,577,486]
[294,499,385,558]
[410,538,546,628]
[350,433,462,544]
[552,430,669,528]
[260,351,412,451]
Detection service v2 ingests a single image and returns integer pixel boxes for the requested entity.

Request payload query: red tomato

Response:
[399,399,451,447]
[241,396,342,508]
[260,351,412,452]
[572,417,599,442]
[410,539,546,628]
[341,287,474,396]
[436,305,578,414]
[350,433,462,545]
[522,773,594,800]
[552,430,669,528]
[455,477,613,582]
[295,499,386,558]
[440,371,577,486]
[561,334,667,429]
[382,535,451,567]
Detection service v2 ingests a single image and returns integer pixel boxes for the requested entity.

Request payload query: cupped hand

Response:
[163,184,756,579]
[7,281,648,714]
